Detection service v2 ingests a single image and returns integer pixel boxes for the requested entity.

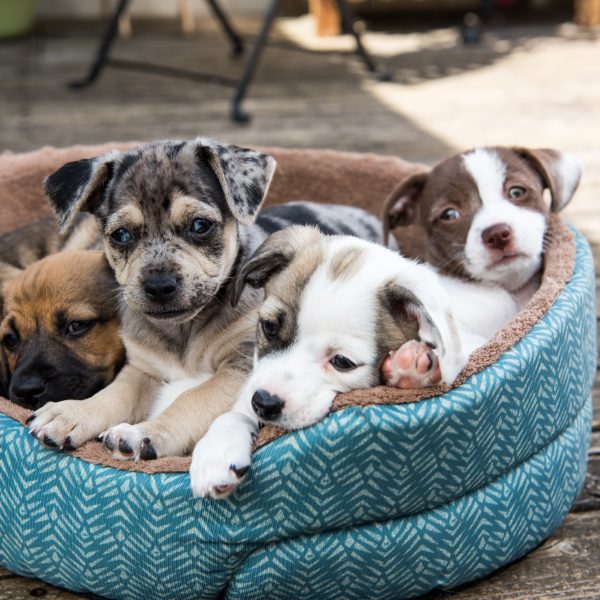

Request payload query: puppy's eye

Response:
[260,319,279,340]
[66,320,95,338]
[329,354,358,371]
[111,227,134,246]
[508,186,526,200]
[2,333,18,351]
[190,218,214,237]
[440,208,461,222]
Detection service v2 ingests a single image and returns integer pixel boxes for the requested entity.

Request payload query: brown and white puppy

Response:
[383,147,581,306]
[0,251,124,410]
[27,138,383,460]
[190,226,488,499]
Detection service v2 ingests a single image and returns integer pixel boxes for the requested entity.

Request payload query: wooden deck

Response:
[0,14,599,599]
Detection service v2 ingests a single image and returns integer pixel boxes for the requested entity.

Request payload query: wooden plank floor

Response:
[0,14,599,599]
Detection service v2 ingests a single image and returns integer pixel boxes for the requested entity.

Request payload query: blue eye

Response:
[111,227,134,245]
[190,218,214,236]
[440,208,461,222]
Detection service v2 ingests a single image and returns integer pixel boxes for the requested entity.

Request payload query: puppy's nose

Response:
[482,223,512,250]
[251,389,285,420]
[11,375,45,406]
[143,275,178,303]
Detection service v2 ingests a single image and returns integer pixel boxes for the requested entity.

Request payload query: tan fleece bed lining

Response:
[0,144,575,473]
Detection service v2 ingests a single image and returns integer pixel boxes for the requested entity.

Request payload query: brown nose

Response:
[482,224,512,250]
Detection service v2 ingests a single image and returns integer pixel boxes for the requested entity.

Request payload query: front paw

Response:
[382,340,442,389]
[27,400,101,451]
[100,422,159,461]
[190,413,255,499]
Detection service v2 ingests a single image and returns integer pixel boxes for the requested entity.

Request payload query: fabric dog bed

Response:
[0,144,595,600]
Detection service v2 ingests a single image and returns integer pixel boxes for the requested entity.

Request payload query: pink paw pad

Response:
[381,340,442,389]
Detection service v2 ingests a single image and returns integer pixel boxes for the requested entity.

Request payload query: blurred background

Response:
[0,0,598,246]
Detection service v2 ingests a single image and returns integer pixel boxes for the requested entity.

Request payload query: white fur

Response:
[462,149,547,292]
[556,153,582,211]
[190,234,514,498]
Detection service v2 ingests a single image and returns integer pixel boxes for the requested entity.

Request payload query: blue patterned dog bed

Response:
[0,225,595,600]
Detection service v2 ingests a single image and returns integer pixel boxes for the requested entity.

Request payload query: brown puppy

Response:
[383,147,581,305]
[0,251,125,410]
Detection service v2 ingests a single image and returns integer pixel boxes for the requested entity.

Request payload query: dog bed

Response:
[0,144,595,600]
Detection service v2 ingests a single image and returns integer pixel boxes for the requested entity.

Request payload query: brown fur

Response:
[0,251,125,408]
[383,146,571,279]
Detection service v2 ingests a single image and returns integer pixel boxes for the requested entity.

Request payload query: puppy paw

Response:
[382,340,442,389]
[190,413,256,499]
[27,400,103,451]
[100,423,159,461]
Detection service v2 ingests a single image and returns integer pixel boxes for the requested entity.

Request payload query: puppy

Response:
[383,147,581,306]
[0,251,124,409]
[190,226,501,499]
[28,138,384,460]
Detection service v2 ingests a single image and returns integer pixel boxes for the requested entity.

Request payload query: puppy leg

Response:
[190,406,258,499]
[382,340,442,389]
[102,366,247,460]
[28,365,157,450]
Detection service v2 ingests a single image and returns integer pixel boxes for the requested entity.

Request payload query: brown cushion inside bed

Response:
[0,144,575,473]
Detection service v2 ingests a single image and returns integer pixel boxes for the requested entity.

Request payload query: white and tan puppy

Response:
[190,226,514,499]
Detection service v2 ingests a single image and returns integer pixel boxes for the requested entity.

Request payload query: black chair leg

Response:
[335,0,392,82]
[205,0,244,56]
[69,0,131,89]
[230,0,281,123]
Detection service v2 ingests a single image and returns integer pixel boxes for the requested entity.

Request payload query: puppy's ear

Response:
[196,138,276,225]
[513,147,581,212]
[382,172,429,243]
[43,152,118,235]
[381,280,467,384]
[231,226,322,306]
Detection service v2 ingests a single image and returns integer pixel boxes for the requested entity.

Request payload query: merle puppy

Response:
[27,138,383,460]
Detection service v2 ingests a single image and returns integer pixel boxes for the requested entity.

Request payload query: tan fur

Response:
[328,247,365,282]
[0,252,125,404]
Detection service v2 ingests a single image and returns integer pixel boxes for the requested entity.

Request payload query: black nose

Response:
[10,375,45,406]
[482,223,513,250]
[143,275,179,303]
[251,389,285,420]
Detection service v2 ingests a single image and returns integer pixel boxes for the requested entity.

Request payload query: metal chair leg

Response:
[230,0,281,123]
[335,0,392,82]
[69,0,131,89]
[205,0,244,56]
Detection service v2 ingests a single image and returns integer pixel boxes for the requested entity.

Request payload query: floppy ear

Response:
[382,172,429,244]
[196,138,276,225]
[231,226,322,306]
[43,152,118,235]
[382,280,467,384]
[513,147,581,212]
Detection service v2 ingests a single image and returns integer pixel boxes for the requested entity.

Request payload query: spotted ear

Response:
[382,280,466,384]
[382,172,429,244]
[231,226,322,306]
[44,152,118,235]
[513,147,581,212]
[196,138,276,226]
